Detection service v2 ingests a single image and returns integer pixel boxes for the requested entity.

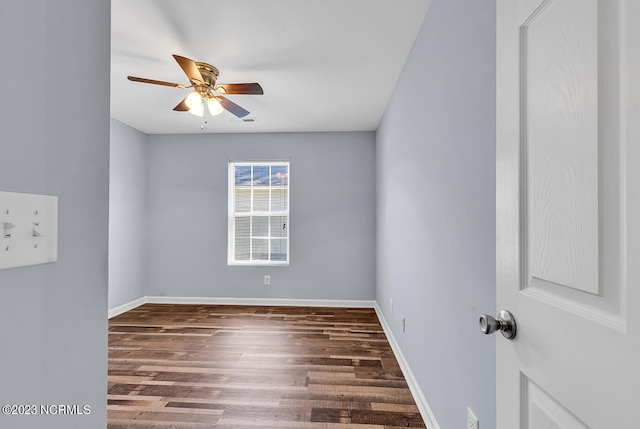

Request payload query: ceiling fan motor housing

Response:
[195,62,219,87]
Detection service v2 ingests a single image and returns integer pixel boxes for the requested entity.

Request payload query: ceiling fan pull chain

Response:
[201,113,208,131]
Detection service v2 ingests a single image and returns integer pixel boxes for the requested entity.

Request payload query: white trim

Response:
[108,296,147,319]
[145,296,376,308]
[227,260,290,267]
[109,296,376,318]
[374,302,441,429]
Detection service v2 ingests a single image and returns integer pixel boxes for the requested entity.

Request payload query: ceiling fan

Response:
[127,54,263,118]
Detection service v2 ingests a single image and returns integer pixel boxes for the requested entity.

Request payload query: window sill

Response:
[227,261,290,267]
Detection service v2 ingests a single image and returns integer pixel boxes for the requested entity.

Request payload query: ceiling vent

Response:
[230,117,257,124]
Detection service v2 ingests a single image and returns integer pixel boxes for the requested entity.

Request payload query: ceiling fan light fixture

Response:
[185,91,204,117]
[127,55,263,122]
[207,97,224,116]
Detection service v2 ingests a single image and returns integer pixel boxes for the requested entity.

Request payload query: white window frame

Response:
[227,161,290,266]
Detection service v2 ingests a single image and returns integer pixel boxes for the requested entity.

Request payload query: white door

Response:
[496,0,639,428]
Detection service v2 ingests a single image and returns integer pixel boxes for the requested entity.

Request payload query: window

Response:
[228,161,289,265]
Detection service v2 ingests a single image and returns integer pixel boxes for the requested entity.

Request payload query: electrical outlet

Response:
[390,298,394,315]
[401,315,406,333]
[264,275,271,285]
[467,407,479,429]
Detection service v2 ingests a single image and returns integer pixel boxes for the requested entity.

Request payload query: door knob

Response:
[479,310,517,340]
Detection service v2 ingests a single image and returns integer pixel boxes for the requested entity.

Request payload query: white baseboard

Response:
[144,296,376,308]
[109,296,376,319]
[373,302,441,429]
[108,296,147,319]
[107,296,437,428]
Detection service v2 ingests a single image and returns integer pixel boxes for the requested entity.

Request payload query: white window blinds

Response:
[228,162,289,265]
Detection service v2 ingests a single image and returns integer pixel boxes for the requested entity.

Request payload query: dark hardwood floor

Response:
[108,304,426,428]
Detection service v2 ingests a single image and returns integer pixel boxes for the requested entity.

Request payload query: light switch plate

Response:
[0,191,58,270]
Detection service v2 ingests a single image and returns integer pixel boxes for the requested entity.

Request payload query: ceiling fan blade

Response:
[214,83,264,95]
[173,97,190,112]
[173,54,204,85]
[218,96,250,118]
[127,76,187,88]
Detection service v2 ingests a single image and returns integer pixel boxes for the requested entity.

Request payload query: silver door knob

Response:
[479,310,517,340]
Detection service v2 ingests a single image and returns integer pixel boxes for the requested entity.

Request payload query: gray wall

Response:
[376,0,496,428]
[109,119,149,309]
[0,1,110,428]
[145,132,376,300]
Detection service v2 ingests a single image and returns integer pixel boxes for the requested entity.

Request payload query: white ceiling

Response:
[110,0,431,134]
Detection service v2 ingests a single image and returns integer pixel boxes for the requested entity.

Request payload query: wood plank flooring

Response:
[108,304,426,429]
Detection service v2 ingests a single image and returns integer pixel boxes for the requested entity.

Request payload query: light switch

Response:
[0,191,58,270]
[3,222,16,238]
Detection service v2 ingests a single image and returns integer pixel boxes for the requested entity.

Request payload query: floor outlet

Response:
[264,275,271,285]
[467,407,479,429]
[401,315,406,333]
